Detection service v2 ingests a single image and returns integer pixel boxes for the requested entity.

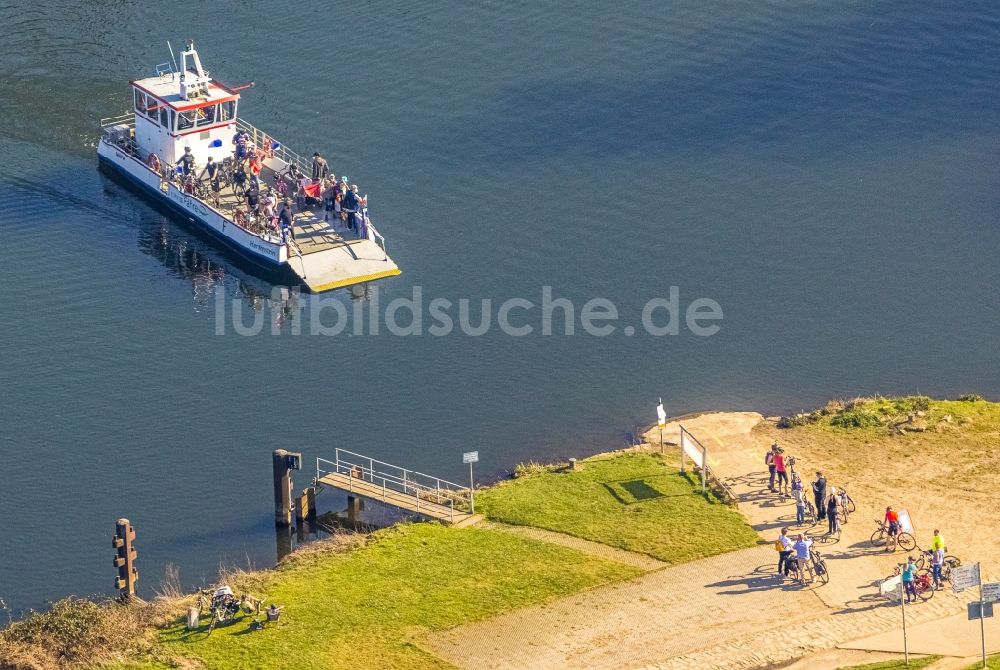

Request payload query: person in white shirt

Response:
[777,527,794,577]
[792,534,814,582]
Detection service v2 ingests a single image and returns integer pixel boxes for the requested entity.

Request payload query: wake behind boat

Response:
[97,40,400,292]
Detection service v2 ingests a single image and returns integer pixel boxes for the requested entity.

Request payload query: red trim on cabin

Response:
[172,95,239,112]
[129,81,239,111]
[173,120,237,137]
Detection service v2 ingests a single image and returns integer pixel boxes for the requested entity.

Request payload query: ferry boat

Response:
[97,40,400,292]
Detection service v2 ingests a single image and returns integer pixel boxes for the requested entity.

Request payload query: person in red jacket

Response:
[884,506,900,552]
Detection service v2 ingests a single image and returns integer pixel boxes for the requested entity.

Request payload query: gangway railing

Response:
[316,449,473,522]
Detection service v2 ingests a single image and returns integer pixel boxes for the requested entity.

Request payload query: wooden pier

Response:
[315,450,481,527]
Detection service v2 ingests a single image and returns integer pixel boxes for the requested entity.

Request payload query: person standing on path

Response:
[765,444,778,492]
[826,487,840,536]
[792,475,806,525]
[812,471,828,521]
[902,556,918,603]
[930,529,946,553]
[792,534,814,583]
[930,546,945,590]
[776,527,794,577]
[884,506,900,552]
[774,448,789,496]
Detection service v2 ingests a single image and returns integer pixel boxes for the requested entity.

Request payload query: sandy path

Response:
[423,412,984,670]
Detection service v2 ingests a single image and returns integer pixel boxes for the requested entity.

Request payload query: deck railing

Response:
[99,112,391,261]
[316,449,472,521]
[235,117,390,255]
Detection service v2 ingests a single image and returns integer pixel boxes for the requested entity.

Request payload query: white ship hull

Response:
[97,138,288,267]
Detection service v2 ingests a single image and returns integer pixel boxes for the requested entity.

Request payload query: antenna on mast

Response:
[166,41,178,73]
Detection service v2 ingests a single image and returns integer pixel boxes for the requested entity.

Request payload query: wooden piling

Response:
[295,486,316,523]
[273,450,292,526]
[112,518,138,599]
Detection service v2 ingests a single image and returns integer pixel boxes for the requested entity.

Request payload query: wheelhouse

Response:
[130,40,240,168]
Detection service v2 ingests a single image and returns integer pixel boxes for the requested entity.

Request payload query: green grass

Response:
[476,452,759,563]
[965,654,1000,669]
[152,523,639,670]
[835,655,939,669]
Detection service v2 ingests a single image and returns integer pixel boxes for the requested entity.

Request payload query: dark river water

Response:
[1,1,997,611]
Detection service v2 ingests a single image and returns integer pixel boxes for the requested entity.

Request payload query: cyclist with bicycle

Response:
[792,534,814,583]
[773,447,789,497]
[792,474,806,525]
[765,444,777,492]
[929,529,946,589]
[884,506,900,552]
[902,556,918,603]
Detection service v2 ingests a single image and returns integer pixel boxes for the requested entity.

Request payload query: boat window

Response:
[159,106,170,129]
[195,104,217,127]
[177,110,196,131]
[143,94,159,121]
[133,88,143,113]
[217,100,236,122]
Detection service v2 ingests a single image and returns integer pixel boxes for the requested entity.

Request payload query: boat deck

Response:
[211,169,400,291]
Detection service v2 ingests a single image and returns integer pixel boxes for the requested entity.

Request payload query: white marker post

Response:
[463,451,479,514]
[656,399,667,454]
[900,577,909,666]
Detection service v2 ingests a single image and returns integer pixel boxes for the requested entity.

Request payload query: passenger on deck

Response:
[198,156,218,186]
[342,184,358,232]
[323,177,338,222]
[261,191,276,222]
[232,163,248,194]
[278,200,295,243]
[245,184,260,218]
[248,149,262,177]
[175,146,195,177]
[232,130,250,164]
[312,152,329,180]
[260,135,274,159]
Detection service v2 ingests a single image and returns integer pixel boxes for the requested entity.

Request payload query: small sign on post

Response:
[463,451,479,514]
[968,601,994,620]
[880,574,902,595]
[983,582,1000,603]
[952,564,981,593]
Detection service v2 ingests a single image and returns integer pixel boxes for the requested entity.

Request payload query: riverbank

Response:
[2,394,996,670]
[1,445,752,670]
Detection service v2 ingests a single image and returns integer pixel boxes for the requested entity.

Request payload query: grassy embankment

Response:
[3,449,758,670]
[966,655,1000,670]
[836,655,939,670]
[477,451,760,563]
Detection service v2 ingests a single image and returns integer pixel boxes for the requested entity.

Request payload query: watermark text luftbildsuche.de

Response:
[215,286,723,337]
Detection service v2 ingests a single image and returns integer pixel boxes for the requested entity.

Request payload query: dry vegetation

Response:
[765,395,1000,563]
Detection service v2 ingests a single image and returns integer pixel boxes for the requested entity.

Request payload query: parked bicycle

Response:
[801,498,817,526]
[914,550,962,584]
[810,548,830,585]
[788,548,830,584]
[870,519,916,552]
[880,565,934,602]
[196,586,245,634]
[837,488,856,524]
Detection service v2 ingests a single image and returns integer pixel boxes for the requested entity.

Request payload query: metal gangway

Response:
[315,449,478,526]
